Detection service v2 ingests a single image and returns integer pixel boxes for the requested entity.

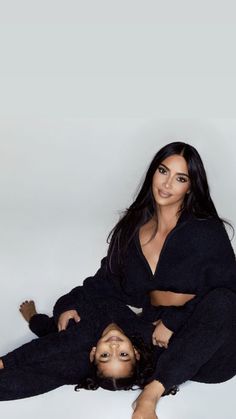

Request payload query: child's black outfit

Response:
[0,298,153,401]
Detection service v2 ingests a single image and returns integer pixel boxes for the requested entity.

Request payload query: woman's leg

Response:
[153,288,236,392]
[132,288,236,419]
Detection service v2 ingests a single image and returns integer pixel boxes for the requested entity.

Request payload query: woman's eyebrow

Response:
[160,163,190,178]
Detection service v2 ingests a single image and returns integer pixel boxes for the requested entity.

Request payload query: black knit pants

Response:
[0,316,90,401]
[154,288,236,391]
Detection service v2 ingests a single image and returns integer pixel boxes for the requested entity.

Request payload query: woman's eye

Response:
[158,166,166,174]
[177,176,187,183]
[101,353,110,358]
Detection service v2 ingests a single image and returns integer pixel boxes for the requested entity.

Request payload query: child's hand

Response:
[58,310,81,331]
[132,380,164,419]
[152,320,173,348]
[132,406,158,419]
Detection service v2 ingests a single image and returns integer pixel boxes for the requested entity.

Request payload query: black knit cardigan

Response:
[53,211,236,333]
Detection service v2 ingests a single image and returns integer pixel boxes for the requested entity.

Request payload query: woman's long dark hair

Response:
[106,141,234,271]
[74,336,154,392]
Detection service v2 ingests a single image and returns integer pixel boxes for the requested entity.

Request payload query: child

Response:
[0,296,155,401]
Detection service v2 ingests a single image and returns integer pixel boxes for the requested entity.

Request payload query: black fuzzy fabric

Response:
[150,288,236,391]
[0,299,153,401]
[0,288,235,400]
[53,212,236,333]
[1,212,235,400]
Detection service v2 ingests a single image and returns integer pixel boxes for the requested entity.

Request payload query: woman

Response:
[53,142,236,418]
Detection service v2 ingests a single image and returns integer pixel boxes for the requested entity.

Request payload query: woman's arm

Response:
[156,219,236,334]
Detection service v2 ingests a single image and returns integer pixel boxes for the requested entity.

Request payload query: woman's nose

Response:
[163,181,170,189]
[163,176,172,188]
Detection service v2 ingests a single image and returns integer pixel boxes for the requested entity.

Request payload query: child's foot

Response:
[19,300,37,323]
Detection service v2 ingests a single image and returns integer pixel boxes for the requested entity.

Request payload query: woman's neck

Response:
[155,206,180,234]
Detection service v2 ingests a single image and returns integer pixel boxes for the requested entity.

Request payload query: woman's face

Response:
[152,154,191,210]
[89,328,140,379]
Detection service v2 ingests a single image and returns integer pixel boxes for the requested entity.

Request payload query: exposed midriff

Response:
[150,290,196,307]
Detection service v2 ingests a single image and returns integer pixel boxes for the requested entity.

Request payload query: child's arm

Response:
[132,380,165,419]
[53,256,126,324]
[57,309,81,331]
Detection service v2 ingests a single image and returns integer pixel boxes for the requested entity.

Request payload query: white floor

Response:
[0,121,236,418]
[0,376,235,419]
[0,217,235,418]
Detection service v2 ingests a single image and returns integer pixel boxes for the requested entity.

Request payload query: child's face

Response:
[89,328,140,378]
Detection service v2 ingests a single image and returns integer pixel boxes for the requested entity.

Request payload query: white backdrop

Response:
[0,1,236,418]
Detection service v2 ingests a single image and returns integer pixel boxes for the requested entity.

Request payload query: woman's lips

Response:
[158,189,172,198]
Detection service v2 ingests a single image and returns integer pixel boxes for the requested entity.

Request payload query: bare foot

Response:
[19,300,37,323]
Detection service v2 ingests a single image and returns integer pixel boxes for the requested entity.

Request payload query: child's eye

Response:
[158,166,166,174]
[101,353,110,358]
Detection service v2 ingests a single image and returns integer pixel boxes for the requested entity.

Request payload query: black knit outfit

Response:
[1,288,235,401]
[0,211,236,400]
[0,299,153,401]
[53,211,236,390]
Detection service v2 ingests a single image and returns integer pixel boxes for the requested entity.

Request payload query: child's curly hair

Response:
[74,335,155,391]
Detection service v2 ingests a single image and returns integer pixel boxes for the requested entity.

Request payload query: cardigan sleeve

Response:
[53,256,126,323]
[53,284,87,324]
[160,295,203,333]
[159,219,236,333]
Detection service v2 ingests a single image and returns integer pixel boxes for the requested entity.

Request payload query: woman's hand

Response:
[152,320,173,348]
[58,310,81,331]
